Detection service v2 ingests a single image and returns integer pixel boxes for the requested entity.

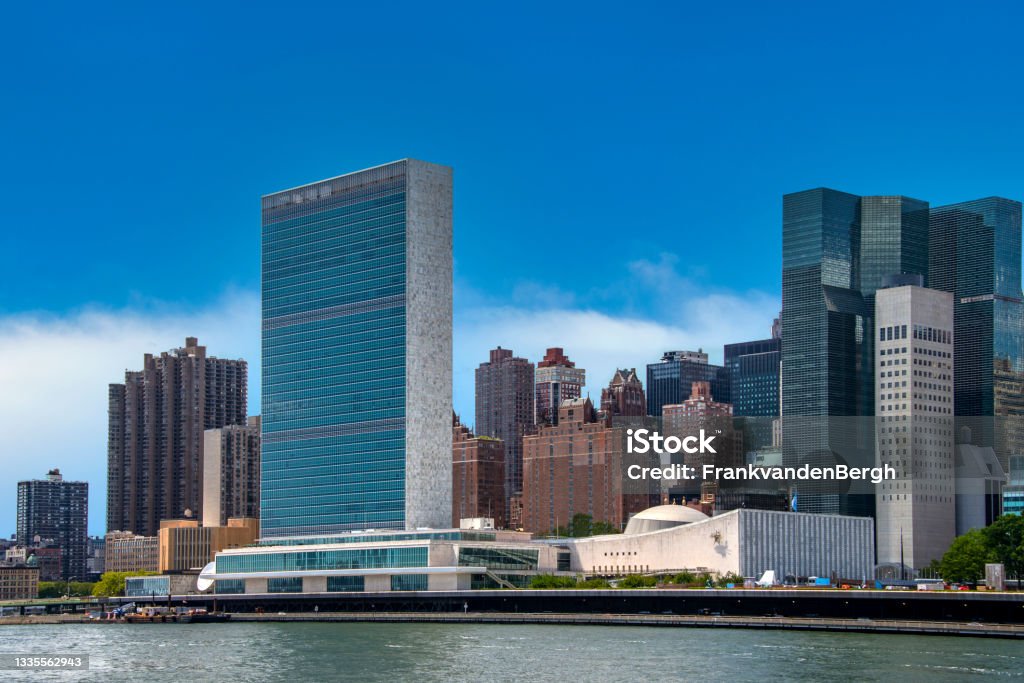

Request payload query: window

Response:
[268,577,303,593]
[215,579,245,594]
[391,574,428,591]
[327,576,364,592]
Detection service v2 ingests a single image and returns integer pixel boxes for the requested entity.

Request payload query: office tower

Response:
[535,348,585,426]
[1003,454,1024,516]
[107,337,247,536]
[16,469,88,579]
[599,368,646,418]
[261,159,452,537]
[646,350,730,418]
[475,347,535,512]
[522,398,655,533]
[874,280,955,572]
[724,338,780,418]
[929,197,1024,470]
[781,190,930,515]
[452,415,507,528]
[203,416,261,528]
[724,335,780,452]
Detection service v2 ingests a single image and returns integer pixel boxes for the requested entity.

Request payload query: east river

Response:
[1,622,1022,681]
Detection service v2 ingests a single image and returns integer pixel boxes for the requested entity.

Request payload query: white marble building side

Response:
[404,159,454,529]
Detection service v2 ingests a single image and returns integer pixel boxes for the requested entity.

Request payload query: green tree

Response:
[546,514,621,538]
[590,520,621,535]
[715,572,744,588]
[568,513,593,538]
[37,582,62,599]
[618,574,656,588]
[529,574,578,589]
[92,571,156,597]
[672,571,697,586]
[982,514,1024,580]
[939,529,993,584]
[37,581,95,599]
[577,577,611,589]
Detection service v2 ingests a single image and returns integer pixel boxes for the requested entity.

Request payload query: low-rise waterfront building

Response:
[158,517,259,573]
[202,529,570,594]
[566,505,875,581]
[105,531,159,573]
[125,573,199,598]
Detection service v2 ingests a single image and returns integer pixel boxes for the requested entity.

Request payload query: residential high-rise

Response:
[646,350,730,418]
[662,382,739,505]
[874,279,955,573]
[16,469,88,580]
[261,159,453,537]
[781,190,930,516]
[521,398,657,533]
[599,368,646,418]
[107,337,248,535]
[475,347,535,511]
[929,197,1024,471]
[452,415,506,528]
[203,416,261,528]
[535,348,585,427]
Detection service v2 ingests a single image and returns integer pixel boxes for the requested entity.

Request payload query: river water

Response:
[0,623,1021,681]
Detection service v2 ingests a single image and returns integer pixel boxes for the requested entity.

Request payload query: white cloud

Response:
[452,291,778,428]
[0,291,260,536]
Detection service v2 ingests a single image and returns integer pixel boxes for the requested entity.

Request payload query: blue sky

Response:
[2,2,1024,535]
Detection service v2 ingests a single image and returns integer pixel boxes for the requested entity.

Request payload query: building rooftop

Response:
[623,504,709,534]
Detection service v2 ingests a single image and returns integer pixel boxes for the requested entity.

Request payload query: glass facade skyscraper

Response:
[929,197,1024,470]
[724,337,780,453]
[781,189,930,516]
[724,338,780,418]
[261,159,452,537]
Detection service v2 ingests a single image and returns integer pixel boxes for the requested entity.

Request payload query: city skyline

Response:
[5,5,1024,536]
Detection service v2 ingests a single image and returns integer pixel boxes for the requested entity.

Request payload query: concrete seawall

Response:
[4,611,1022,638]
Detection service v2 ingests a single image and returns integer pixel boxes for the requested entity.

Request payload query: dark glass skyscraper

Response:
[646,350,729,418]
[724,337,780,418]
[724,337,780,452]
[930,197,1024,469]
[261,159,452,537]
[781,190,930,515]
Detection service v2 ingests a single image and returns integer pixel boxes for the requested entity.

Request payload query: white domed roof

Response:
[624,505,709,535]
